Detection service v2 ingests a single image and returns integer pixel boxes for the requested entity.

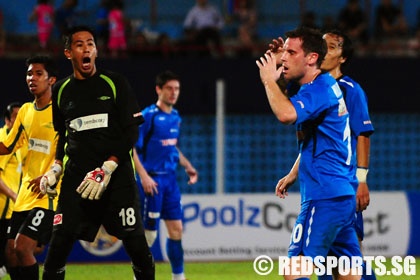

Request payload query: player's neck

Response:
[156,101,172,113]
[34,92,52,110]
[300,68,321,85]
[329,67,343,79]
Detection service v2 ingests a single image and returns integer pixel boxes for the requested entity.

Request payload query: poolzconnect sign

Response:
[151,192,419,262]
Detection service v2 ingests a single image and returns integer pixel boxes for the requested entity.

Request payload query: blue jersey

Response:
[290,72,357,202]
[135,104,181,173]
[338,75,374,188]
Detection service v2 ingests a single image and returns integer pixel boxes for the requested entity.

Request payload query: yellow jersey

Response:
[0,125,27,219]
[2,101,59,212]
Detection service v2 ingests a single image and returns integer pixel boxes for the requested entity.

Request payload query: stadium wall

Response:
[0,56,418,114]
[35,192,420,262]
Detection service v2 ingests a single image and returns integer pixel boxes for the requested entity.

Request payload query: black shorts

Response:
[55,160,144,242]
[8,208,54,245]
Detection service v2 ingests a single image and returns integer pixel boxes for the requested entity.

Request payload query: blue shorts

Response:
[354,211,364,240]
[138,172,182,230]
[288,195,362,259]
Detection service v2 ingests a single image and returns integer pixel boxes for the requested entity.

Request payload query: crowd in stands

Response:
[0,0,419,59]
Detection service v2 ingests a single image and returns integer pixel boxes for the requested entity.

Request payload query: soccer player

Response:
[132,70,198,280]
[0,102,24,278]
[319,30,375,280]
[256,27,362,280]
[40,25,155,280]
[0,55,59,280]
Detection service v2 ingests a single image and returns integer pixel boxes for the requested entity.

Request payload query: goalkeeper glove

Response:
[76,160,118,200]
[40,163,62,198]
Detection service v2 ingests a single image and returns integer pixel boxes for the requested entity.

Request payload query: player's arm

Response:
[0,143,11,155]
[0,176,17,202]
[356,133,371,211]
[256,52,297,124]
[132,147,158,195]
[177,147,198,185]
[276,153,300,199]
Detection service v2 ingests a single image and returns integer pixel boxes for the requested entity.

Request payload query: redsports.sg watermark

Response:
[253,255,417,276]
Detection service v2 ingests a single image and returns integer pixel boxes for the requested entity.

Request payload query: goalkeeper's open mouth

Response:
[82,57,91,70]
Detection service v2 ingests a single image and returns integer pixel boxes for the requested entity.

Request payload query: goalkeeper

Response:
[41,25,155,280]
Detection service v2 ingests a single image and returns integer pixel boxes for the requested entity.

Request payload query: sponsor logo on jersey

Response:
[69,113,108,131]
[28,138,51,154]
[161,138,177,146]
[53,214,63,225]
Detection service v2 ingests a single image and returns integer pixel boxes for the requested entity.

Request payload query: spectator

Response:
[154,33,176,59]
[337,0,369,46]
[107,0,128,58]
[29,0,55,50]
[183,0,225,57]
[374,0,408,41]
[299,11,319,30]
[232,0,258,56]
[55,0,78,39]
[321,15,337,33]
[0,9,5,57]
[95,0,111,51]
[407,8,420,55]
[130,32,155,57]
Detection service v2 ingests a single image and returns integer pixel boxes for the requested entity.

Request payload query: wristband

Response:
[356,167,369,183]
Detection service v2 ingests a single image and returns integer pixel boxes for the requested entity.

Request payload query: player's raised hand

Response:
[256,52,283,84]
[267,36,285,65]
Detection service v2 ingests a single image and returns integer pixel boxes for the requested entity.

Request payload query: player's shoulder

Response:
[142,104,159,117]
[20,101,35,112]
[338,75,366,96]
[98,68,127,82]
[53,75,73,90]
[338,75,362,90]
[172,108,180,116]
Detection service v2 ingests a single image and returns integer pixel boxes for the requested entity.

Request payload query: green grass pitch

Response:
[3,258,418,279]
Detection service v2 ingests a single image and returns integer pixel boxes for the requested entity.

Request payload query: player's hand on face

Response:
[142,175,158,196]
[267,37,285,65]
[356,182,370,211]
[268,36,285,53]
[256,52,283,84]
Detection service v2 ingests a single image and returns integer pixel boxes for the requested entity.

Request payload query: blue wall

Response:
[176,113,420,194]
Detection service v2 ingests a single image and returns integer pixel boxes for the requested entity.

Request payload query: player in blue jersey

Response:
[318,30,375,280]
[132,70,198,280]
[257,27,362,280]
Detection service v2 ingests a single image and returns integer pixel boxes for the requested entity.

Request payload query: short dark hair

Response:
[324,29,354,67]
[3,102,21,120]
[63,25,96,49]
[26,55,58,78]
[285,27,327,68]
[156,70,180,88]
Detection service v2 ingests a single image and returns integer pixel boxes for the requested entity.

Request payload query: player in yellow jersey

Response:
[0,102,25,278]
[0,55,59,280]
